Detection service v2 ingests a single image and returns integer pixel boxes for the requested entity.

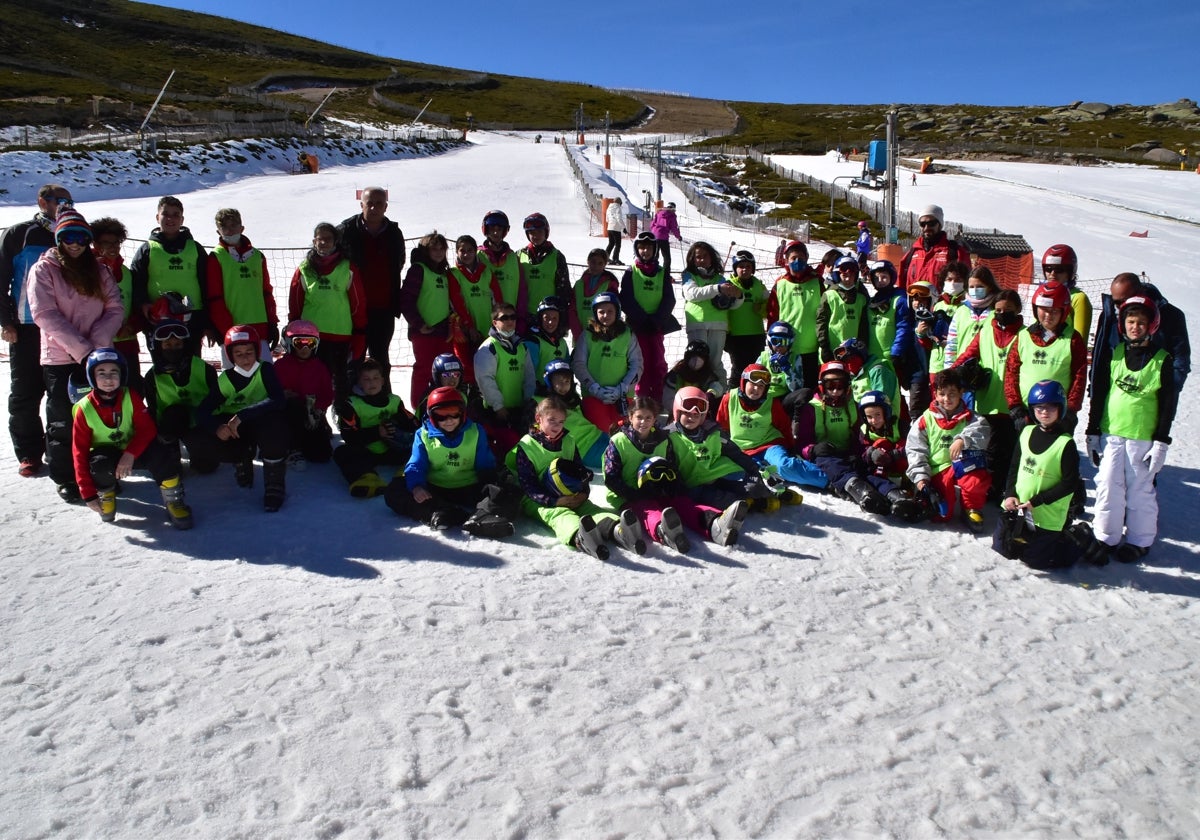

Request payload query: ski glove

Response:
[1085,435,1102,467]
[1009,405,1030,431]
[588,382,604,398]
[1144,441,1169,477]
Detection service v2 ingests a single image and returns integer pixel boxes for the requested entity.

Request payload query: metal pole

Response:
[139,69,176,135]
[885,109,899,243]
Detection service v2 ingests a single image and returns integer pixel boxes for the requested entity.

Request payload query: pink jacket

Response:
[28,250,124,365]
[650,209,681,241]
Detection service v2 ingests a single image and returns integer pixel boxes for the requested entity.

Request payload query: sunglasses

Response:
[291,336,318,349]
[743,370,771,385]
[679,397,708,414]
[152,323,189,342]
[1043,265,1071,274]
[918,220,940,228]
[59,232,91,246]
[494,314,517,322]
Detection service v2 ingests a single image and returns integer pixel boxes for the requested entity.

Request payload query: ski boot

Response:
[655,507,691,554]
[234,456,254,488]
[97,486,118,523]
[574,515,609,560]
[429,508,469,531]
[963,508,986,534]
[1065,521,1107,566]
[611,509,648,555]
[160,476,194,530]
[462,511,514,538]
[709,500,749,547]
[349,471,387,498]
[1115,543,1148,564]
[886,489,926,523]
[844,477,889,515]
[262,457,286,512]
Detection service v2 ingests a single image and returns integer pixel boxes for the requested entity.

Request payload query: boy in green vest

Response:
[333,358,417,498]
[207,208,277,366]
[71,348,192,529]
[905,368,991,531]
[478,211,528,333]
[1085,296,1177,564]
[141,320,221,475]
[190,325,289,512]
[855,390,925,522]
[569,249,619,339]
[384,386,517,537]
[518,213,572,330]
[474,301,535,454]
[996,380,1103,568]
[130,196,210,355]
[816,256,870,363]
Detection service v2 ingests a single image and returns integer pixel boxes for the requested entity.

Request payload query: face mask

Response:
[995,311,1019,327]
[220,234,241,246]
[497,328,517,339]
[788,259,804,274]
[967,286,988,301]
[944,280,964,296]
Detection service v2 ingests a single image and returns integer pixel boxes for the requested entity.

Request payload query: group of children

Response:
[45,197,1176,571]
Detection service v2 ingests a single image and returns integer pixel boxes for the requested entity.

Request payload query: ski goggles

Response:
[820,377,848,391]
[290,336,318,349]
[152,322,189,342]
[678,396,708,415]
[58,232,91,246]
[429,407,464,423]
[742,369,771,386]
[766,334,792,348]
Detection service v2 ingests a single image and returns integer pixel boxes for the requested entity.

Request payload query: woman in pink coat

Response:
[28,207,124,502]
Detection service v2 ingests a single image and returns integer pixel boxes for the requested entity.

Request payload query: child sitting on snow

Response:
[510,396,645,560]
[334,358,417,498]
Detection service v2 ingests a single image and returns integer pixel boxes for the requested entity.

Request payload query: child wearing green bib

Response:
[334,359,417,498]
[287,223,367,401]
[724,250,768,389]
[383,386,517,537]
[620,232,681,402]
[1085,296,1177,564]
[511,397,645,560]
[906,368,991,530]
[71,348,192,529]
[399,232,454,408]
[141,320,221,475]
[207,208,277,365]
[474,301,535,455]
[680,241,740,384]
[569,249,619,339]
[996,380,1101,568]
[190,325,289,512]
[541,359,609,469]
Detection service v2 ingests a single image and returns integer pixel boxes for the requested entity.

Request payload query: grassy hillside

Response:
[0,0,645,129]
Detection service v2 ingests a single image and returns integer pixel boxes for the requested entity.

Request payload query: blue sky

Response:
[159,0,1195,107]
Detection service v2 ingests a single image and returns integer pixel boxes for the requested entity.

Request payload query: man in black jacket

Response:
[1,183,72,477]
[336,187,406,372]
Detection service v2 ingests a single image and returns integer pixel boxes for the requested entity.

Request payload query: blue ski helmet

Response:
[431,353,463,384]
[1026,379,1066,412]
[85,347,127,390]
[766,321,795,347]
[544,457,592,496]
[591,291,621,315]
[482,210,509,234]
[543,358,574,391]
[857,390,893,423]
